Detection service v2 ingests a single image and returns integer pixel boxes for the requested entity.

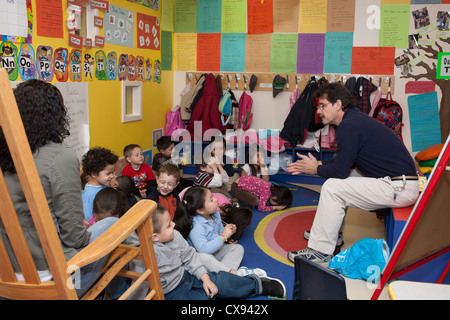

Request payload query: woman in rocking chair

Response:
[0,79,128,298]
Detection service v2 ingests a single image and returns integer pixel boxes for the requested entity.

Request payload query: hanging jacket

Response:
[280,77,319,145]
[187,73,228,139]
[353,76,377,114]
[180,74,206,122]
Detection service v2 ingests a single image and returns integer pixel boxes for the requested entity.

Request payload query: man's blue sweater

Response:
[317,108,416,179]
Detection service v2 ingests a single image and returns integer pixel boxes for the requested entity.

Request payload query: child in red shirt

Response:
[122,144,156,197]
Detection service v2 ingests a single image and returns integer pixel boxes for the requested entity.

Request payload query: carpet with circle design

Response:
[237,182,321,300]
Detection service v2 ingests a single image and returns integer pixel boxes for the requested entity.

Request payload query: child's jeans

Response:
[164,270,262,300]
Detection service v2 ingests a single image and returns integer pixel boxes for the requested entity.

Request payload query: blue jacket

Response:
[318,108,416,179]
[188,211,224,254]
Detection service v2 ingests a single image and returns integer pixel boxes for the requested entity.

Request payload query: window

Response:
[121,81,143,123]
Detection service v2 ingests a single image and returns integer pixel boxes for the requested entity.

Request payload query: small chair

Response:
[292,256,347,300]
[0,69,163,300]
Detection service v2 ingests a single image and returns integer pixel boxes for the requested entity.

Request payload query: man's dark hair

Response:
[314,82,356,112]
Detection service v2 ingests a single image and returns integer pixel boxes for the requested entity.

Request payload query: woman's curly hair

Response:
[0,79,70,173]
[81,147,118,176]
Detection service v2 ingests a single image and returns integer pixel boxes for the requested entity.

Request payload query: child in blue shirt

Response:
[81,147,118,221]
[174,186,265,277]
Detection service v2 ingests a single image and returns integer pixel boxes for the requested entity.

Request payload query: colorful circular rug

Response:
[254,206,318,266]
[237,184,321,299]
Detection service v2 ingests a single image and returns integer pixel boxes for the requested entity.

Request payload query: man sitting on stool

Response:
[287,82,419,267]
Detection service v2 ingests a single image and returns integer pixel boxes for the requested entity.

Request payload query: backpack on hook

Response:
[372,92,404,141]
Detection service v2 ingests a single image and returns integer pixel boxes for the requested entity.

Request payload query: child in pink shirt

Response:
[236,175,292,212]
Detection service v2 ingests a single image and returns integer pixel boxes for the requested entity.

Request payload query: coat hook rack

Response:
[186,72,395,95]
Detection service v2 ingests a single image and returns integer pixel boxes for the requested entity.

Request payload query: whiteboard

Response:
[54,82,90,162]
[0,0,28,38]
[10,81,90,162]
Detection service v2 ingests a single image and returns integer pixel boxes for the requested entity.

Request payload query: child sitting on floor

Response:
[88,187,129,227]
[174,186,263,277]
[240,144,270,180]
[232,145,270,207]
[81,146,119,221]
[174,186,241,274]
[207,136,239,191]
[193,153,229,198]
[115,175,138,209]
[152,203,286,300]
[152,136,193,193]
[146,163,180,220]
[232,175,292,212]
[179,187,252,242]
[122,144,156,198]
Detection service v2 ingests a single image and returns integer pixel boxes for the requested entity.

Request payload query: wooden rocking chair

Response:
[0,69,164,300]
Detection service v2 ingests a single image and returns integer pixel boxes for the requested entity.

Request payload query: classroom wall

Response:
[171,2,450,155]
[7,0,173,159]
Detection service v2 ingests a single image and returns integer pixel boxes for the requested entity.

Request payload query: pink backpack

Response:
[238,92,253,130]
[165,105,185,136]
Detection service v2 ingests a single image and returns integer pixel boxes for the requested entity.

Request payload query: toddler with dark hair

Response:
[122,144,156,198]
[152,204,286,300]
[233,175,292,212]
[88,187,129,226]
[81,147,119,221]
[116,175,138,208]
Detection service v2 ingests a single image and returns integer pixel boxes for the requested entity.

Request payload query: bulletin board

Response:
[167,0,402,76]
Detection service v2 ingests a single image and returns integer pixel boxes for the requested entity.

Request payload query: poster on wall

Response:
[53,47,69,82]
[0,41,18,81]
[161,31,173,70]
[36,45,54,82]
[105,4,135,48]
[128,54,136,81]
[137,12,160,50]
[145,57,153,81]
[69,49,82,82]
[408,92,441,152]
[220,33,246,72]
[18,43,37,81]
[83,50,95,81]
[297,33,325,74]
[95,50,107,80]
[118,53,128,80]
[324,32,353,74]
[136,55,144,81]
[107,51,118,80]
[437,52,450,79]
[36,0,64,38]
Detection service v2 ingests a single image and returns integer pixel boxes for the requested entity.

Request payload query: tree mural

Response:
[401,36,450,143]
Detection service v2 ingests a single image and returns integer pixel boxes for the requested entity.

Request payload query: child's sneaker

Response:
[237,266,267,277]
[260,277,286,298]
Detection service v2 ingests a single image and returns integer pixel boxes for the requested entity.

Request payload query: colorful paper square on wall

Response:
[105,4,135,48]
[137,12,160,50]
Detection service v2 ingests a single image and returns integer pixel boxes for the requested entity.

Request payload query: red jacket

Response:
[187,73,227,139]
